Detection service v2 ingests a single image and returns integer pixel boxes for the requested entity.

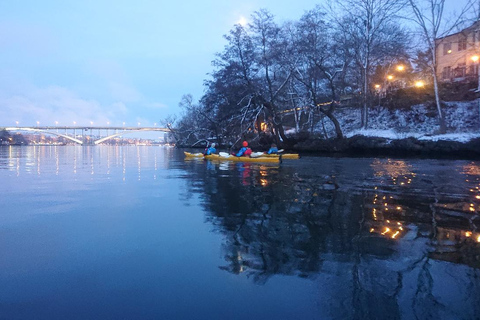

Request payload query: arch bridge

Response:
[1,126,170,145]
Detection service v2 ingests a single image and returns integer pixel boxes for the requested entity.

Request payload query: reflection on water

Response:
[0,145,173,181]
[1,146,479,319]
[181,155,480,319]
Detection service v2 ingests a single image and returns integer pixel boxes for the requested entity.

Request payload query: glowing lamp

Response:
[415,81,424,88]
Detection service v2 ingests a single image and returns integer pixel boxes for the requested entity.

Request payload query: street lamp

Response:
[15,121,19,127]
[471,55,480,92]
[414,81,425,88]
[396,65,405,72]
[472,55,480,127]
[36,121,40,127]
[374,84,381,106]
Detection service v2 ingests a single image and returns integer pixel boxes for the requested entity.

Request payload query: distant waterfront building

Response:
[436,20,480,82]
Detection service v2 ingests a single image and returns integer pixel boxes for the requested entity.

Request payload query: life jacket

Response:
[244,148,252,156]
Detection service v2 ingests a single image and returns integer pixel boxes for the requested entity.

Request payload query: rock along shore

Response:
[293,135,480,159]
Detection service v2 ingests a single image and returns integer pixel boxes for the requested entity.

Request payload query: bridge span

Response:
[1,126,170,145]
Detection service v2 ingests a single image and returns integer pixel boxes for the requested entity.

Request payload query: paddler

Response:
[235,141,252,157]
[266,143,278,154]
[204,143,217,155]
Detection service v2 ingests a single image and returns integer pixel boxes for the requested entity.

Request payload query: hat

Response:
[242,141,248,147]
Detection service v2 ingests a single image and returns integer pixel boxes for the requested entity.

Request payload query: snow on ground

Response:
[344,129,480,142]
[330,100,480,142]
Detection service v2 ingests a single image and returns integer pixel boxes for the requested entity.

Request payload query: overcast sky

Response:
[0,0,471,130]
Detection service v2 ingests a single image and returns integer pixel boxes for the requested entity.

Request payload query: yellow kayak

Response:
[204,153,280,163]
[184,152,204,158]
[263,153,299,159]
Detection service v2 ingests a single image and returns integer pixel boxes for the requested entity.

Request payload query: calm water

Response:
[0,146,479,320]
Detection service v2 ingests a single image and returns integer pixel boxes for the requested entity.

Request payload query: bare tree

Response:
[293,5,348,139]
[329,0,408,129]
[406,0,474,133]
[249,9,295,144]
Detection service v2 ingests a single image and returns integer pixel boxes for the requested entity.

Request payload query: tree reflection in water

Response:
[180,157,480,319]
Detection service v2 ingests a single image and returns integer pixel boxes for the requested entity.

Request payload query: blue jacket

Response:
[236,147,249,157]
[267,147,278,154]
[205,147,216,155]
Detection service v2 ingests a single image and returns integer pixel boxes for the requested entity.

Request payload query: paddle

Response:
[219,152,232,157]
[250,152,265,158]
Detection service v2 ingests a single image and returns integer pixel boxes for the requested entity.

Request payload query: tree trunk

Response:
[363,65,369,129]
[325,111,344,139]
[431,46,446,134]
[432,74,446,134]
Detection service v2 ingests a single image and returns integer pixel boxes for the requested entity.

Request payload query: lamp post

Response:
[374,84,381,106]
[472,55,480,92]
[472,55,480,128]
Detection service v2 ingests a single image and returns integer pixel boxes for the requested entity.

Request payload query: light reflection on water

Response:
[0,146,479,319]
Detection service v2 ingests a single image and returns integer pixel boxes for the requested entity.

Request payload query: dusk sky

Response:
[0,0,470,130]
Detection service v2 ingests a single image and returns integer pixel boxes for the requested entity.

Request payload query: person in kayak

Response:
[204,143,217,155]
[266,143,278,154]
[235,141,252,157]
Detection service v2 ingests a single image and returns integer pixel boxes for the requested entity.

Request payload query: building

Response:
[436,20,480,82]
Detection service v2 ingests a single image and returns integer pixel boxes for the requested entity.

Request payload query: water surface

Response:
[0,146,479,319]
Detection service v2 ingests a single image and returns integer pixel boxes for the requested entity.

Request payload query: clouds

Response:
[0,84,128,127]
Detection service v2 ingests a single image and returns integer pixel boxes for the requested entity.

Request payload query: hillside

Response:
[292,100,480,158]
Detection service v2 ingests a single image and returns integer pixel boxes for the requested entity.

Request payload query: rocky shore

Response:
[294,135,480,159]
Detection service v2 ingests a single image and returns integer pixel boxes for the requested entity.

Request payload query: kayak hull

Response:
[205,154,280,163]
[264,153,299,159]
[184,152,279,163]
[184,152,204,158]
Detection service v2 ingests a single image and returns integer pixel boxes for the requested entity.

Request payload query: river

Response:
[0,145,479,319]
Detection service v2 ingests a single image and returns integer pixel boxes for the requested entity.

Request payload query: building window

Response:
[443,42,452,55]
[458,37,467,51]
[442,66,451,80]
[454,63,466,78]
[469,64,475,75]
